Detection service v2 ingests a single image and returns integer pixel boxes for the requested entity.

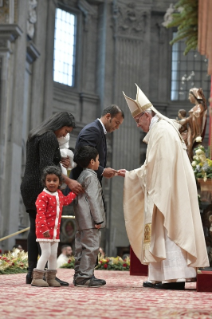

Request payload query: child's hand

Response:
[95,224,101,230]
[102,168,117,178]
[43,230,50,238]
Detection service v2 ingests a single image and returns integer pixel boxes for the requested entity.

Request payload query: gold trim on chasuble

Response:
[144,223,151,249]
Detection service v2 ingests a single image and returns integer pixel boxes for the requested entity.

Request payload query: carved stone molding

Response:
[78,0,97,31]
[87,0,103,4]
[0,0,18,24]
[0,0,9,23]
[0,24,22,52]
[27,0,37,39]
[57,0,77,7]
[112,1,150,39]
[156,22,166,44]
[79,91,99,103]
[26,39,40,64]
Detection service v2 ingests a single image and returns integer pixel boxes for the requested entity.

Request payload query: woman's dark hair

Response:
[28,112,75,140]
[41,166,63,187]
[74,146,99,168]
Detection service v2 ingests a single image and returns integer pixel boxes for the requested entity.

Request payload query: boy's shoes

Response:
[73,275,106,286]
[75,276,106,288]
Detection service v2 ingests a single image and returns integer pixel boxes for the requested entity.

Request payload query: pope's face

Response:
[134,112,152,133]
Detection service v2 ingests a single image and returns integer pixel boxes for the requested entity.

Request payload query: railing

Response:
[0,215,75,242]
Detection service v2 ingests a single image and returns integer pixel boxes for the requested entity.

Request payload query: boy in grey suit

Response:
[73,146,106,287]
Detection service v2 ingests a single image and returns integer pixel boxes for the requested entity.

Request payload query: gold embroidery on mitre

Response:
[132,103,152,118]
[144,223,151,243]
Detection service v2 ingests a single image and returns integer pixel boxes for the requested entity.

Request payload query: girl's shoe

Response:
[31,269,49,287]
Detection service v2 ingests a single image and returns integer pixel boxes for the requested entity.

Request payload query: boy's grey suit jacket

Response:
[74,168,106,230]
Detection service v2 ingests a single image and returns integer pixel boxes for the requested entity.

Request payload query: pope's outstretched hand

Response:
[117,169,127,177]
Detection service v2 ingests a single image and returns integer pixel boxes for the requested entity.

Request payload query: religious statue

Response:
[177,88,207,161]
[177,109,189,145]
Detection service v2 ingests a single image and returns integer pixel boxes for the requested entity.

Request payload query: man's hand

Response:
[117,169,127,177]
[95,224,101,230]
[43,230,50,238]
[103,168,117,178]
[60,156,70,169]
[67,179,83,195]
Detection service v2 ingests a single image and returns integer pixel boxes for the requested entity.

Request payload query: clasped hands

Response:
[103,167,127,178]
[65,166,127,195]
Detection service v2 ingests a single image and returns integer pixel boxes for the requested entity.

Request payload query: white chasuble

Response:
[123,119,209,276]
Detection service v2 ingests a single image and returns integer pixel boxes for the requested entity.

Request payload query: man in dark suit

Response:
[71,105,124,182]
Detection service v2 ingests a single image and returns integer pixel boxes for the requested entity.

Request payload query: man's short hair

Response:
[101,105,124,119]
[61,245,71,252]
[74,146,99,168]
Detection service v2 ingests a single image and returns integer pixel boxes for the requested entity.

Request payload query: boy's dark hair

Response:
[74,146,99,168]
[41,166,63,186]
[101,104,125,119]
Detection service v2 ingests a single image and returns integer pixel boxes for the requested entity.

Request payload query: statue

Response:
[177,109,189,145]
[177,88,207,161]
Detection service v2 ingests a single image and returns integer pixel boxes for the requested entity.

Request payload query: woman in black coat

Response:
[21,112,82,285]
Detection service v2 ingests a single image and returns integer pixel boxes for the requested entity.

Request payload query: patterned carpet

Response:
[0,269,212,319]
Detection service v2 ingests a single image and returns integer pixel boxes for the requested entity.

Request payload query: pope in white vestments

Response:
[121,84,209,290]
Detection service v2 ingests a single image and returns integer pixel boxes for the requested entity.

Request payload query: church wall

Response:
[2,0,208,256]
[0,0,29,251]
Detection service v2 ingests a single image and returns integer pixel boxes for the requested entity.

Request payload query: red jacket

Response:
[35,189,76,242]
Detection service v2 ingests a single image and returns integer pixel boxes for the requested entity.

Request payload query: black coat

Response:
[21,131,61,212]
[71,119,107,182]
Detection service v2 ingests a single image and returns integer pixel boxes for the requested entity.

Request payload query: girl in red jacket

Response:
[31,166,76,287]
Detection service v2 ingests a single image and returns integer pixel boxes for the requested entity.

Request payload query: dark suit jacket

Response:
[71,119,107,182]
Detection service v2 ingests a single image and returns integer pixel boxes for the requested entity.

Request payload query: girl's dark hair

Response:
[74,146,99,168]
[41,166,63,187]
[28,112,75,140]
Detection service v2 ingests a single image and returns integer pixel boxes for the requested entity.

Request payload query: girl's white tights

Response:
[37,242,58,270]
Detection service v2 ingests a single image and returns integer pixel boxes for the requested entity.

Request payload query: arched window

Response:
[53,8,77,87]
[171,33,210,100]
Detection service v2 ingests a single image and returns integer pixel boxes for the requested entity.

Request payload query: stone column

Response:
[0,0,27,251]
[0,0,40,252]
[108,0,152,255]
[43,0,57,120]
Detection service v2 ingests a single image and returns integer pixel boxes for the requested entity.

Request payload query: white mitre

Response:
[123,84,153,118]
[123,84,183,140]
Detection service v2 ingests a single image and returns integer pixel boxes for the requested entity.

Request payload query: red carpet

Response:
[0,269,212,318]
